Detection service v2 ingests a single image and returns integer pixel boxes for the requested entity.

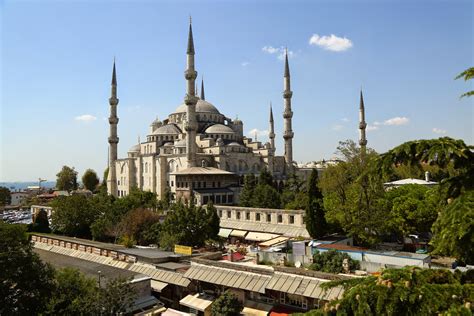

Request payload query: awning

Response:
[243,307,271,316]
[245,232,279,242]
[243,300,273,315]
[229,229,247,237]
[218,228,233,238]
[259,236,289,247]
[150,280,168,292]
[162,308,191,316]
[180,294,214,312]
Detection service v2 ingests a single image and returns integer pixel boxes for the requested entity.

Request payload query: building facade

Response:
[107,21,296,199]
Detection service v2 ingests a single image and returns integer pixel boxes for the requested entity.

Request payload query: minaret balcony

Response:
[184,69,197,80]
[268,132,275,139]
[359,139,368,146]
[283,110,293,119]
[359,122,367,129]
[283,90,293,99]
[184,94,199,105]
[108,136,119,144]
[283,131,294,139]
[109,97,119,105]
[109,117,119,124]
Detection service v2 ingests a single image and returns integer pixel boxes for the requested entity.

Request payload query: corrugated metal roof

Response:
[221,220,310,238]
[245,232,280,242]
[269,273,341,300]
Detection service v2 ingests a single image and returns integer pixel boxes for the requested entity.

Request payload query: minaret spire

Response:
[269,102,275,151]
[107,59,119,197]
[359,89,368,159]
[283,49,294,173]
[200,77,205,100]
[184,17,198,168]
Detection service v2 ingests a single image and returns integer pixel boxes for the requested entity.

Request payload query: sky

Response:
[1,0,473,182]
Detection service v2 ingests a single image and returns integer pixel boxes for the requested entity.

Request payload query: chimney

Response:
[425,171,431,182]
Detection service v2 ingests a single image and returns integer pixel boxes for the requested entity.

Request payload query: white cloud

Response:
[241,61,250,67]
[366,124,379,131]
[309,34,353,52]
[126,105,141,112]
[332,124,344,131]
[432,128,447,134]
[383,116,409,126]
[248,128,269,139]
[262,46,295,60]
[341,117,350,122]
[74,114,97,122]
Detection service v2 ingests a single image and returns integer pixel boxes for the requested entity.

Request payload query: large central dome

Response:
[174,99,220,114]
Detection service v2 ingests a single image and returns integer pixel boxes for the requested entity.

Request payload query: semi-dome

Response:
[228,142,243,147]
[128,144,140,152]
[174,99,220,114]
[151,124,181,135]
[205,124,235,134]
[174,139,186,147]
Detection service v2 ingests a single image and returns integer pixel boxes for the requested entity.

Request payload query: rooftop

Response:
[171,167,234,175]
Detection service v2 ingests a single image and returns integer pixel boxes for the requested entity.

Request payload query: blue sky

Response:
[1,0,473,182]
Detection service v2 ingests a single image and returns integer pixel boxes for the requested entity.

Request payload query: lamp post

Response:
[98,270,102,287]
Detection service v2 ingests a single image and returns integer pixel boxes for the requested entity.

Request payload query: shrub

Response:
[310,249,359,274]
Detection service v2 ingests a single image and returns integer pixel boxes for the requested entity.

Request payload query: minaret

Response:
[200,77,205,100]
[184,18,198,168]
[269,102,275,151]
[358,90,368,159]
[107,60,119,196]
[282,49,294,172]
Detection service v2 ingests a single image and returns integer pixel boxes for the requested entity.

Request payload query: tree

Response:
[320,141,386,246]
[56,165,78,191]
[0,186,11,206]
[100,276,137,315]
[29,209,51,233]
[306,169,327,239]
[50,195,100,238]
[211,290,243,316]
[310,249,359,274]
[207,202,220,240]
[251,184,281,209]
[239,174,256,207]
[455,67,474,98]
[302,267,474,315]
[46,268,100,315]
[0,222,55,315]
[118,208,161,246]
[431,190,474,264]
[82,169,99,192]
[384,184,440,239]
[281,174,308,210]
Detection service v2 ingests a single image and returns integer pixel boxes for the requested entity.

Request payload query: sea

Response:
[0,181,56,191]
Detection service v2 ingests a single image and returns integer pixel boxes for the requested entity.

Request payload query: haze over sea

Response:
[0,182,56,191]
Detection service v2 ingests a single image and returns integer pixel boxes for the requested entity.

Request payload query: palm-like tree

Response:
[455,67,474,98]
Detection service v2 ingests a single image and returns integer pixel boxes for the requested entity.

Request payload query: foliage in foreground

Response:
[297,267,473,316]
[211,290,244,316]
[310,249,359,274]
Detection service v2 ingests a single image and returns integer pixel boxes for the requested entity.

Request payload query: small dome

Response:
[228,142,243,147]
[233,117,242,124]
[205,124,235,134]
[152,124,181,135]
[128,144,140,152]
[174,99,220,114]
[150,117,162,126]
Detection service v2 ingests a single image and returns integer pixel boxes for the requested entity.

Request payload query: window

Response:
[227,211,231,218]
[278,214,283,223]
[246,212,250,220]
[217,181,221,187]
[219,210,222,217]
[171,181,174,187]
[228,195,233,203]
[203,196,209,204]
[267,214,271,222]
[236,212,241,220]
[256,213,261,221]
[289,215,295,224]
[216,195,221,204]
[222,195,227,204]
[203,182,207,188]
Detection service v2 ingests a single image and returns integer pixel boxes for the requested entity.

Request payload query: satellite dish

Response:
[295,261,302,268]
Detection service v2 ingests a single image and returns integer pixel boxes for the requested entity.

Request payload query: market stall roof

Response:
[245,232,280,242]
[218,228,233,238]
[229,229,247,237]
[259,236,289,247]
[179,294,214,312]
[150,280,168,292]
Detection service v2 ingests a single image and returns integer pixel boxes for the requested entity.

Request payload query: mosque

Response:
[105,21,298,204]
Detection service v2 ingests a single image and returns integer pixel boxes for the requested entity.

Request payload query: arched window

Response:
[145,162,148,173]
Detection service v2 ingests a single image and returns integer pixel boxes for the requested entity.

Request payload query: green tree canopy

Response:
[207,202,221,240]
[431,190,474,264]
[306,169,327,239]
[310,249,359,274]
[29,209,51,233]
[0,222,55,315]
[51,195,100,238]
[0,186,11,206]
[211,290,244,316]
[82,169,100,192]
[239,174,256,207]
[56,165,78,191]
[455,67,474,98]
[300,267,473,315]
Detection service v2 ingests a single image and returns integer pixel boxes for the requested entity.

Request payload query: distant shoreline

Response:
[0,182,56,191]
